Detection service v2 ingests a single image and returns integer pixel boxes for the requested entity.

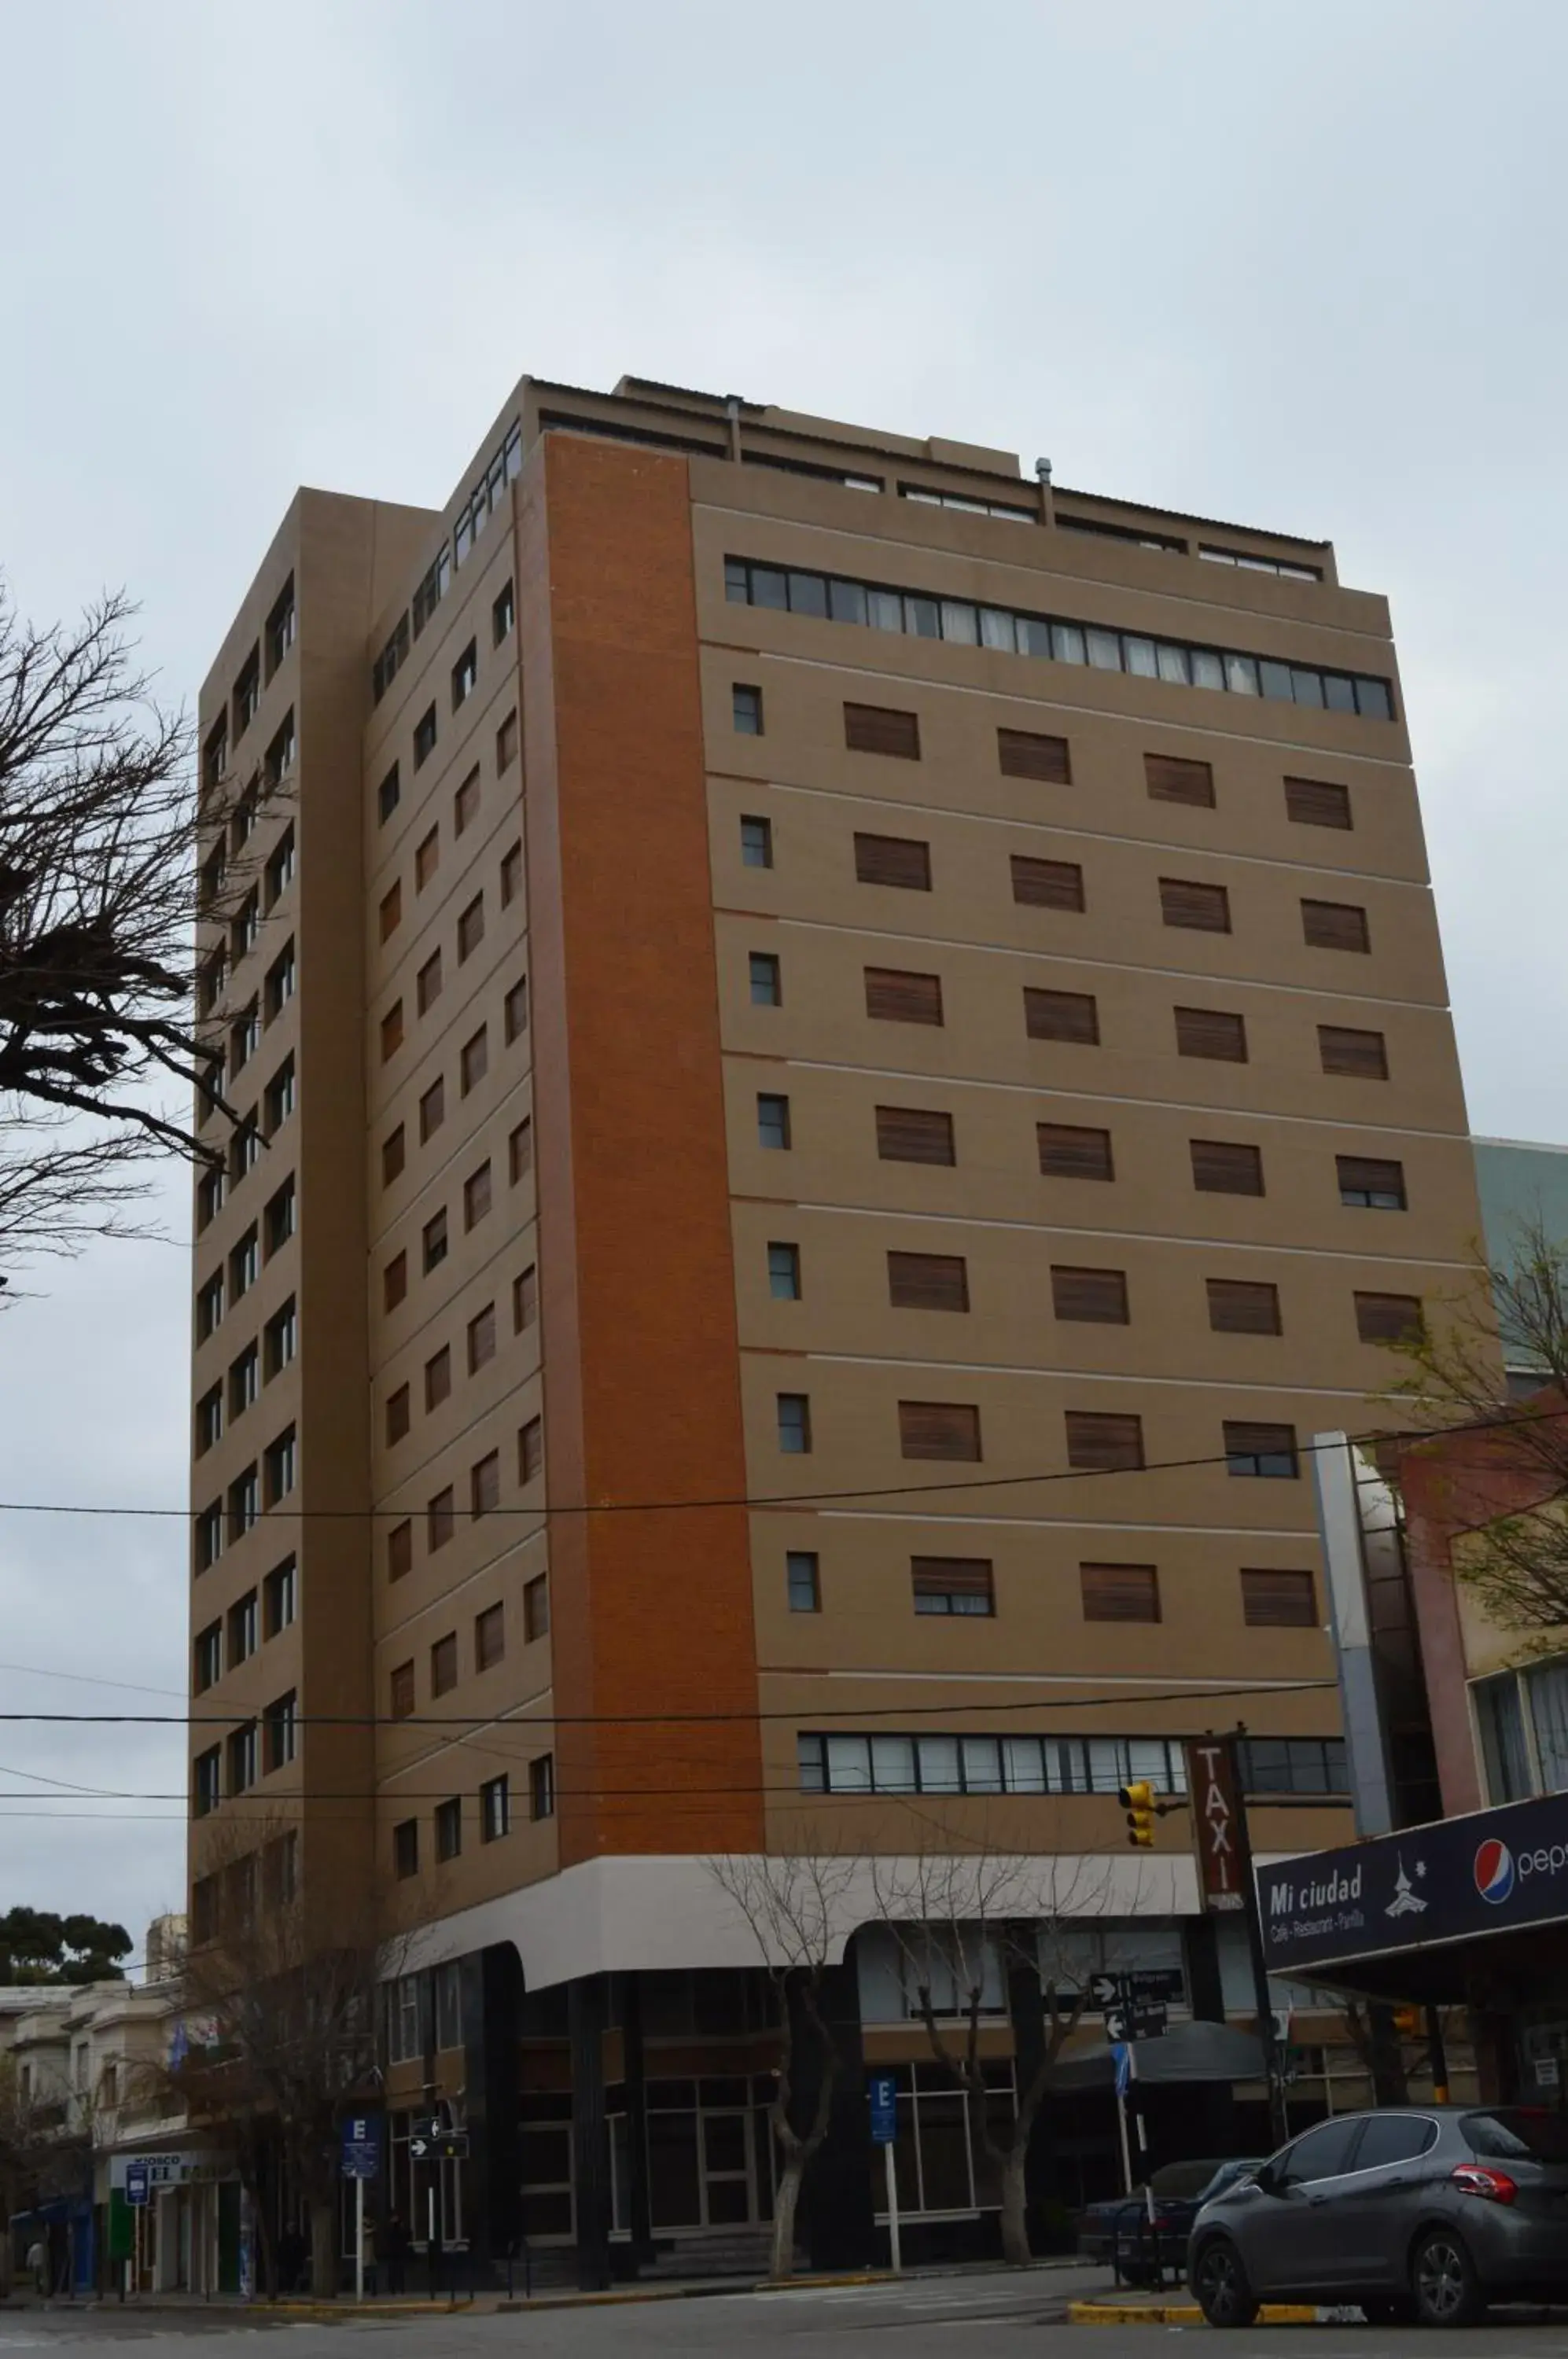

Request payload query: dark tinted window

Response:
[1464,2110,1568,2162]
[1353,2115,1437,2169]
[1277,2120,1362,2185]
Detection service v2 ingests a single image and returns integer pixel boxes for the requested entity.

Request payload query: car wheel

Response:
[1192,2239,1259,2329]
[1411,2228,1486,2328]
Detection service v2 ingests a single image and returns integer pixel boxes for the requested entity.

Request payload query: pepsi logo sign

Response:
[1474,1838,1515,1904]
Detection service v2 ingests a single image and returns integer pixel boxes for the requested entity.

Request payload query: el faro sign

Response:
[1186,1738,1245,1913]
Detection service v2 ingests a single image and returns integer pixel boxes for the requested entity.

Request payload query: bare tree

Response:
[0,2050,95,2293]
[870,1849,1119,2267]
[704,1853,863,2281]
[0,581,257,1267]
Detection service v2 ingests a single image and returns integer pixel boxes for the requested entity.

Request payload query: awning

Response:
[1052,2019,1267,2091]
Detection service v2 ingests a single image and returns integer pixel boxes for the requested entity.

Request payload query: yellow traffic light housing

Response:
[1392,2005,1423,2037]
[1119,1779,1157,1848]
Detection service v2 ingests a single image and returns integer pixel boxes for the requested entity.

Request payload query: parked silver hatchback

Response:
[1187,2105,1568,2327]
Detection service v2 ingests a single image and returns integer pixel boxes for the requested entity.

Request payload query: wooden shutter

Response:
[1080,1563,1161,1623]
[865,967,944,1025]
[911,1557,994,1611]
[888,1251,970,1312]
[1301,898,1370,953]
[1025,987,1099,1043]
[1175,1006,1247,1062]
[1065,1411,1144,1471]
[1038,1123,1114,1181]
[1337,1154,1405,1207]
[1144,753,1215,808]
[1206,1278,1282,1335]
[845,702,921,759]
[1224,1420,1298,1474]
[1285,775,1352,830]
[1051,1265,1129,1324]
[1241,1569,1317,1628]
[1355,1291,1423,1345]
[898,1400,982,1461]
[1160,877,1231,932]
[1190,1139,1264,1195]
[998,728,1071,784]
[855,832,931,890]
[876,1106,955,1165]
[1320,1024,1388,1079]
[1011,855,1085,911]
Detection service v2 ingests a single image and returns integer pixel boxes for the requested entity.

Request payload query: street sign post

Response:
[340,2115,383,2303]
[125,2162,149,2209]
[408,2128,469,2162]
[1087,1969,1184,2013]
[867,2072,900,2275]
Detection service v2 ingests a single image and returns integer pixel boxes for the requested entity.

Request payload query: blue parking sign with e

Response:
[126,2162,149,2207]
[340,2114,383,2180]
[868,2070,897,2144]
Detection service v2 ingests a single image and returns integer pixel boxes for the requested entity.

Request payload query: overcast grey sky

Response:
[0,0,1562,1943]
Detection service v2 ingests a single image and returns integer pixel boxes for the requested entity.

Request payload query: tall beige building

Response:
[188,374,1482,2282]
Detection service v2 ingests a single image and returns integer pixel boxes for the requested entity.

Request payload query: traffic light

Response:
[1119,1779,1157,1848]
[1392,2006,1423,2037]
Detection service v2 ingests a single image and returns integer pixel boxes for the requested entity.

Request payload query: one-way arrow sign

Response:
[409,2129,469,2162]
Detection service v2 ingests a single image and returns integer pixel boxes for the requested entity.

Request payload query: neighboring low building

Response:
[1472,1135,1568,1394]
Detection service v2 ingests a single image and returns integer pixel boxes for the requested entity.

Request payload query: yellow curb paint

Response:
[1069,2302,1319,2326]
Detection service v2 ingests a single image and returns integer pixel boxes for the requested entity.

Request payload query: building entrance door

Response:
[700,2111,753,2225]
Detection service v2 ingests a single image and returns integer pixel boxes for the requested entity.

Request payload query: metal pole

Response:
[1427,2005,1451,2104]
[883,2140,900,2276]
[1228,1729,1290,2147]
[427,2187,436,2300]
[355,2177,364,2305]
[1114,2079,1133,2194]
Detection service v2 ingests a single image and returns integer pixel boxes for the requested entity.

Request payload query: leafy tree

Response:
[0,1907,131,1984]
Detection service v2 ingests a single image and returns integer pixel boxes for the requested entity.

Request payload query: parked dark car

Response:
[1078,2158,1261,2284]
[1188,2106,1568,2327]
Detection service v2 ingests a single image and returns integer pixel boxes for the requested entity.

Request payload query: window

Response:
[425,1345,451,1410]
[423,1209,448,1271]
[458,894,484,962]
[1242,1569,1316,1628]
[203,719,229,793]
[414,954,444,1022]
[451,640,478,708]
[476,1600,505,1670]
[414,829,440,894]
[1052,1266,1129,1324]
[998,728,1070,784]
[1144,753,1215,808]
[1011,855,1085,911]
[876,1105,955,1165]
[1302,899,1370,953]
[504,978,528,1041]
[462,1026,489,1090]
[193,1747,221,1818]
[1286,775,1353,830]
[232,889,261,961]
[198,946,226,1016]
[228,1345,259,1419]
[787,1551,821,1613]
[524,1572,550,1641]
[749,951,782,1007]
[1038,1123,1113,1181]
[741,815,773,869]
[196,1502,223,1571]
[777,1393,812,1453]
[383,1251,408,1312]
[767,1242,801,1301]
[519,1416,543,1482]
[197,1269,225,1338]
[372,615,409,704]
[1208,1278,1282,1335]
[263,1297,296,1378]
[431,1632,458,1695]
[481,1773,511,1840]
[500,841,523,907]
[230,1000,261,1076]
[462,1164,492,1233]
[467,1303,497,1373]
[393,1820,418,1879]
[1160,877,1231,933]
[510,1117,533,1181]
[230,1116,262,1182]
[513,1264,539,1330]
[1065,1411,1144,1471]
[387,1520,413,1581]
[469,1448,500,1518]
[194,1621,222,1692]
[1176,1006,1247,1062]
[414,705,437,767]
[264,1426,297,1503]
[435,1798,462,1862]
[1338,1154,1406,1210]
[1320,1024,1389,1080]
[389,1661,415,1720]
[265,712,296,786]
[1199,543,1321,580]
[732,683,763,734]
[844,702,920,759]
[1191,1139,1264,1196]
[197,1168,225,1232]
[496,709,519,771]
[757,1093,791,1150]
[797,1728,1191,1798]
[386,1384,411,1444]
[264,1556,297,1636]
[234,650,259,736]
[1240,1737,1350,1796]
[529,1754,556,1821]
[413,547,451,636]
[265,943,296,1021]
[264,1175,296,1254]
[381,1001,404,1061]
[377,764,401,825]
[493,580,515,642]
[263,1691,297,1772]
[1355,1291,1423,1345]
[912,1557,993,1616]
[889,1251,969,1312]
[1025,988,1099,1044]
[383,1124,406,1186]
[229,1590,259,1662]
[1081,1564,1161,1623]
[1224,1420,1299,1478]
[899,1400,981,1460]
[197,1386,223,1452]
[855,833,931,890]
[419,1076,445,1142]
[230,1227,259,1299]
[866,967,943,1025]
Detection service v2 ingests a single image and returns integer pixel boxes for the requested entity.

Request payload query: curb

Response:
[1070,2302,1320,2326]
